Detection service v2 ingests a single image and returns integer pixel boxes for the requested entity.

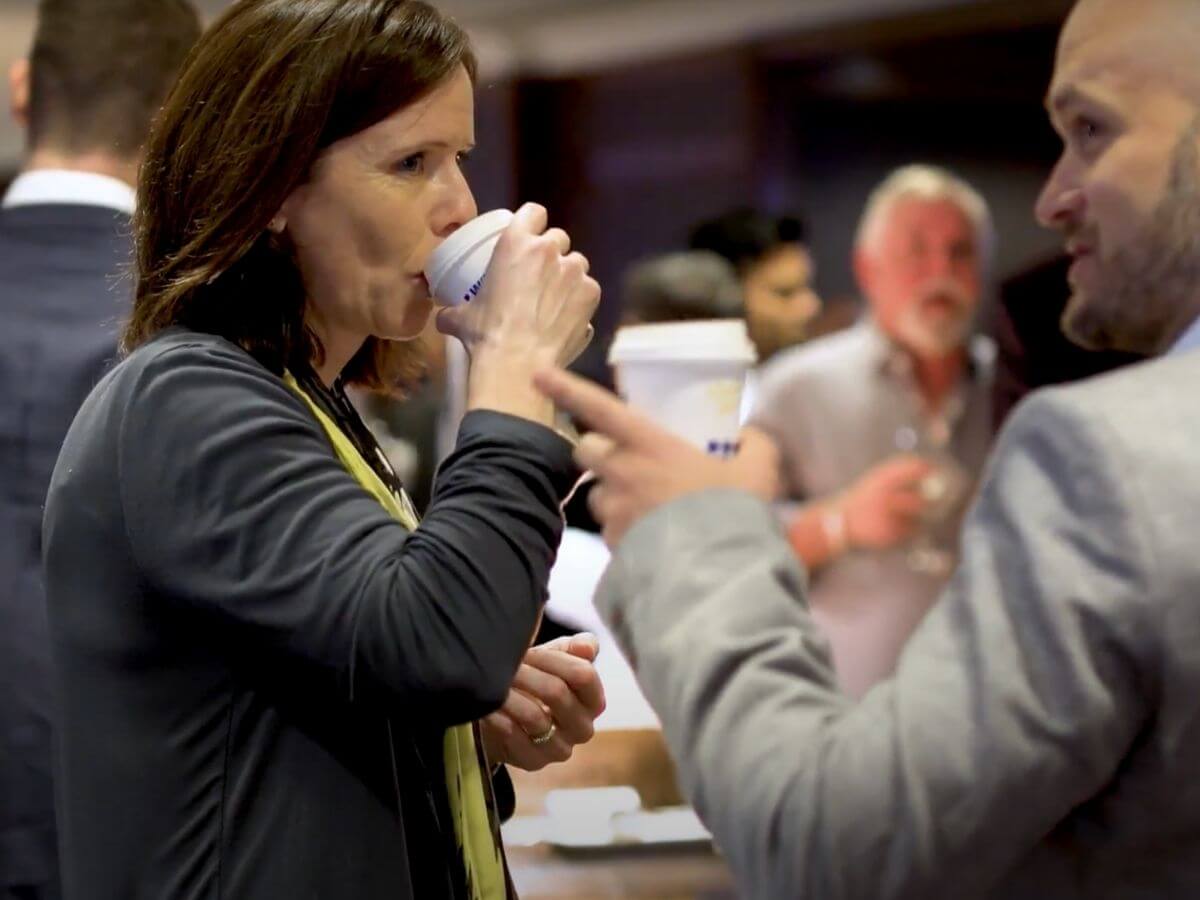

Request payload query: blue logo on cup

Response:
[462,275,485,304]
[706,440,739,458]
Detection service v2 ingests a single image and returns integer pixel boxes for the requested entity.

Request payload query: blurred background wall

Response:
[0,0,1074,378]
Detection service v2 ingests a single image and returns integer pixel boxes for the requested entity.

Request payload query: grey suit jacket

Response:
[597,349,1200,899]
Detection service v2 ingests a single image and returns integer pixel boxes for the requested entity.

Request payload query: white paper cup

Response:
[424,208,515,306]
[608,320,757,457]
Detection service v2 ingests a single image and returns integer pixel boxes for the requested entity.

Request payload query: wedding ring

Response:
[529,722,557,746]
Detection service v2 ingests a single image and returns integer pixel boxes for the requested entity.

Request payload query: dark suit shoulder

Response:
[0,204,132,267]
[0,203,130,228]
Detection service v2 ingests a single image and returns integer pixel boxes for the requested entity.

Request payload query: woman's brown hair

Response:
[125,0,477,391]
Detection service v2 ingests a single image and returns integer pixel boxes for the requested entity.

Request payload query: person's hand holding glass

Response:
[891,421,971,575]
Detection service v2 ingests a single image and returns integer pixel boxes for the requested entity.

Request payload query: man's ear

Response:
[9,58,30,132]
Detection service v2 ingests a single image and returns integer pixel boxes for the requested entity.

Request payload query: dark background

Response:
[463,0,1074,380]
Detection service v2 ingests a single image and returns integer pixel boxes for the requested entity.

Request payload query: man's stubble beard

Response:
[1063,119,1200,355]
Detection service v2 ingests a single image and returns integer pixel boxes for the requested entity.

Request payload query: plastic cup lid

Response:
[608,319,758,366]
[425,208,514,289]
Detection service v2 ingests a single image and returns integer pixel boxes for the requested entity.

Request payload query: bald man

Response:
[533,1,1200,896]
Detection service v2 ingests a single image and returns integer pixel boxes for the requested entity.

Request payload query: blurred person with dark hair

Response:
[40,2,604,898]
[749,165,996,696]
[620,249,743,325]
[991,253,1142,431]
[689,208,820,361]
[0,2,201,898]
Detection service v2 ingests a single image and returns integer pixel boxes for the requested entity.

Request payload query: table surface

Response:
[506,843,741,899]
[505,730,741,898]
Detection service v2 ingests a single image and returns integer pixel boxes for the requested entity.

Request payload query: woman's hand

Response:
[480,633,606,772]
[438,203,601,428]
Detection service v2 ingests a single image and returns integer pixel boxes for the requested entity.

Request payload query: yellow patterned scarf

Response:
[284,372,507,900]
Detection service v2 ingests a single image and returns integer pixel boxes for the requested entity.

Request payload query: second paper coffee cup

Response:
[424,208,514,306]
[608,320,757,458]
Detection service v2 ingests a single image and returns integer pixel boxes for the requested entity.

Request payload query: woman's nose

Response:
[433,171,478,239]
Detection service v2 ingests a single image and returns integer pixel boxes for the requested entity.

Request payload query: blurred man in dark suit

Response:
[0,3,200,897]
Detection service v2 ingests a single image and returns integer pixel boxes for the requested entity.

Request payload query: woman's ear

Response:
[271,184,306,235]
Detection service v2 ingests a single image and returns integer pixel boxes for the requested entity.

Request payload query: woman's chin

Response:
[382,296,435,342]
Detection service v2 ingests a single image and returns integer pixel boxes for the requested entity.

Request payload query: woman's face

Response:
[281,66,477,370]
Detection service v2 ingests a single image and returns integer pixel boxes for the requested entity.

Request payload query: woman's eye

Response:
[394,152,425,175]
[456,149,474,169]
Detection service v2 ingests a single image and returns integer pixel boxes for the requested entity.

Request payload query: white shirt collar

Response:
[2,169,136,216]
[1171,315,1200,356]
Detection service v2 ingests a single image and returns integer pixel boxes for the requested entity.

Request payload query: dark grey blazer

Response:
[0,202,131,896]
[43,329,577,899]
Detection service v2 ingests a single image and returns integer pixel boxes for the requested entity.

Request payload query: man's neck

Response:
[911,348,967,416]
[23,148,138,189]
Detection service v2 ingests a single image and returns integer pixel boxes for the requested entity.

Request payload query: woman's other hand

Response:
[480,633,606,772]
[438,203,601,428]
